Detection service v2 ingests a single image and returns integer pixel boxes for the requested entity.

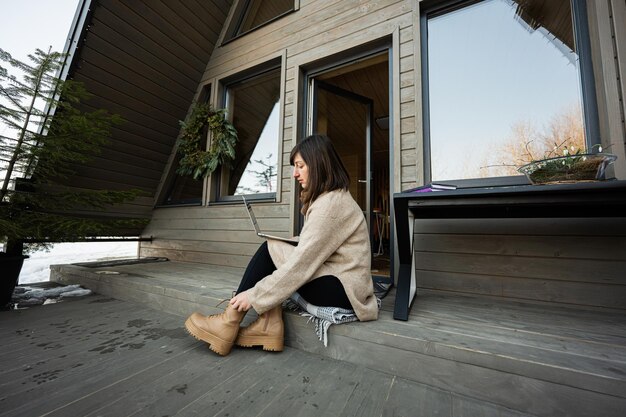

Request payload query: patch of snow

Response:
[15,284,86,299]
[19,241,138,284]
[59,288,92,298]
[11,284,93,307]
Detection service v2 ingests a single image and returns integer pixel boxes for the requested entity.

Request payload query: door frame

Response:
[311,79,374,235]
[298,46,394,280]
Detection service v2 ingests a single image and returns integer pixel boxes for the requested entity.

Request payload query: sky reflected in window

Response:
[427,0,585,181]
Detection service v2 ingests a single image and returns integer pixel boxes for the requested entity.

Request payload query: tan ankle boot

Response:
[184,304,246,356]
[235,305,284,352]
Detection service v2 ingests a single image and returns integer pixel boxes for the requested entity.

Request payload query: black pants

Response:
[236,241,352,309]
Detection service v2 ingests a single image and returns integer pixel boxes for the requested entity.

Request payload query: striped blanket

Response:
[283,292,380,347]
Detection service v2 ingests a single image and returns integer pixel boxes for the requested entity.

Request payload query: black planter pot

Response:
[0,253,28,307]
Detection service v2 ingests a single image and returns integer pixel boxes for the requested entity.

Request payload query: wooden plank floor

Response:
[0,294,528,417]
[48,261,626,417]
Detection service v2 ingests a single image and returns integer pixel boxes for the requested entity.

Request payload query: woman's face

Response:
[292,152,309,189]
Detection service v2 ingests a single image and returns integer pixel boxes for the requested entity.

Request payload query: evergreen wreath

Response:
[176,103,238,180]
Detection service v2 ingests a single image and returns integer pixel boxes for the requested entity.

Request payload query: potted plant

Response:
[518,143,617,184]
[0,48,146,307]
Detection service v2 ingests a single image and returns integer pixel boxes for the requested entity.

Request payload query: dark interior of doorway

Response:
[315,53,391,278]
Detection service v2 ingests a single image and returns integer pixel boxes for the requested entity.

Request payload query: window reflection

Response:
[426,0,586,181]
[162,157,203,205]
[231,0,294,39]
[223,68,280,196]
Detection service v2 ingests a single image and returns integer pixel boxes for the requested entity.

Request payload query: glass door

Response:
[311,79,374,235]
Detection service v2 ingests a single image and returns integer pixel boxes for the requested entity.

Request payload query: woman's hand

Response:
[230,291,252,312]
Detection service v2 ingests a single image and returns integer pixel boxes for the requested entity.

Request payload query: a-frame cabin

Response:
[48,1,626,415]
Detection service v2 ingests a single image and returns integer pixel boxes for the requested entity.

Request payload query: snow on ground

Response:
[19,241,138,284]
[12,284,93,306]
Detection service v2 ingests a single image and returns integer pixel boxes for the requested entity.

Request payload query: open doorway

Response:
[307,52,391,279]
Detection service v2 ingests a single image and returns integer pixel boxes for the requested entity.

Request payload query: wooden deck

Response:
[1,295,425,417]
[43,259,626,417]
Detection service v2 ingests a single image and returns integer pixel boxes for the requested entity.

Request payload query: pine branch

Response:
[1,47,147,253]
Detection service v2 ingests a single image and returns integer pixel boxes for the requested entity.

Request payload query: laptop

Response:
[241,196,298,244]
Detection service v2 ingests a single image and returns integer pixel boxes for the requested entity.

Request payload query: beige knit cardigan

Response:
[247,189,379,321]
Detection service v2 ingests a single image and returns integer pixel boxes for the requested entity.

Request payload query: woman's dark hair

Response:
[290,134,350,214]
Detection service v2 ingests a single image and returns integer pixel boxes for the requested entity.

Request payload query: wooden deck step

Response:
[50,260,626,417]
[1,295,453,417]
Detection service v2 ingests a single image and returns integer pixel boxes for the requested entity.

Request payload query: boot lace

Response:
[212,291,236,316]
[215,291,236,307]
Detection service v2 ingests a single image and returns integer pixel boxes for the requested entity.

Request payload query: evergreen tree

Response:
[0,48,146,255]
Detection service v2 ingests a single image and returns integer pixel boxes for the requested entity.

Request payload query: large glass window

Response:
[225,0,294,42]
[423,0,595,182]
[218,67,281,198]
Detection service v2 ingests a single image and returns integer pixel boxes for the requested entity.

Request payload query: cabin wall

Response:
[410,0,626,310]
[140,0,626,309]
[412,217,626,310]
[140,0,420,267]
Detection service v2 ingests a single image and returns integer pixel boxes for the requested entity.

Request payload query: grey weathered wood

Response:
[181,349,325,416]
[252,355,358,417]
[42,262,626,416]
[408,292,626,338]
[303,329,626,417]
[414,233,626,260]
[414,251,626,283]
[338,367,395,417]
[0,299,139,363]
[410,215,626,309]
[3,294,443,417]
[141,228,275,242]
[121,354,249,417]
[451,395,533,417]
[150,202,290,219]
[145,216,289,231]
[140,239,259,256]
[139,247,253,268]
[383,377,452,417]
[53,348,291,417]
[1,306,188,415]
[414,217,626,235]
[415,270,626,309]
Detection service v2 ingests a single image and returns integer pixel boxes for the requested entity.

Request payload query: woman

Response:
[185,134,378,356]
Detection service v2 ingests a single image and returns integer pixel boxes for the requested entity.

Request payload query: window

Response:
[217,66,281,199]
[161,162,204,205]
[224,0,294,42]
[160,86,212,206]
[422,0,598,183]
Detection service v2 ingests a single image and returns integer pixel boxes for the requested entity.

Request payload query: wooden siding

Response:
[61,0,233,225]
[141,0,418,267]
[587,0,626,179]
[412,217,626,310]
[141,203,291,267]
[141,0,626,312]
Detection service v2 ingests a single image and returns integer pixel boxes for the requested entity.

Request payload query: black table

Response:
[393,180,626,321]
